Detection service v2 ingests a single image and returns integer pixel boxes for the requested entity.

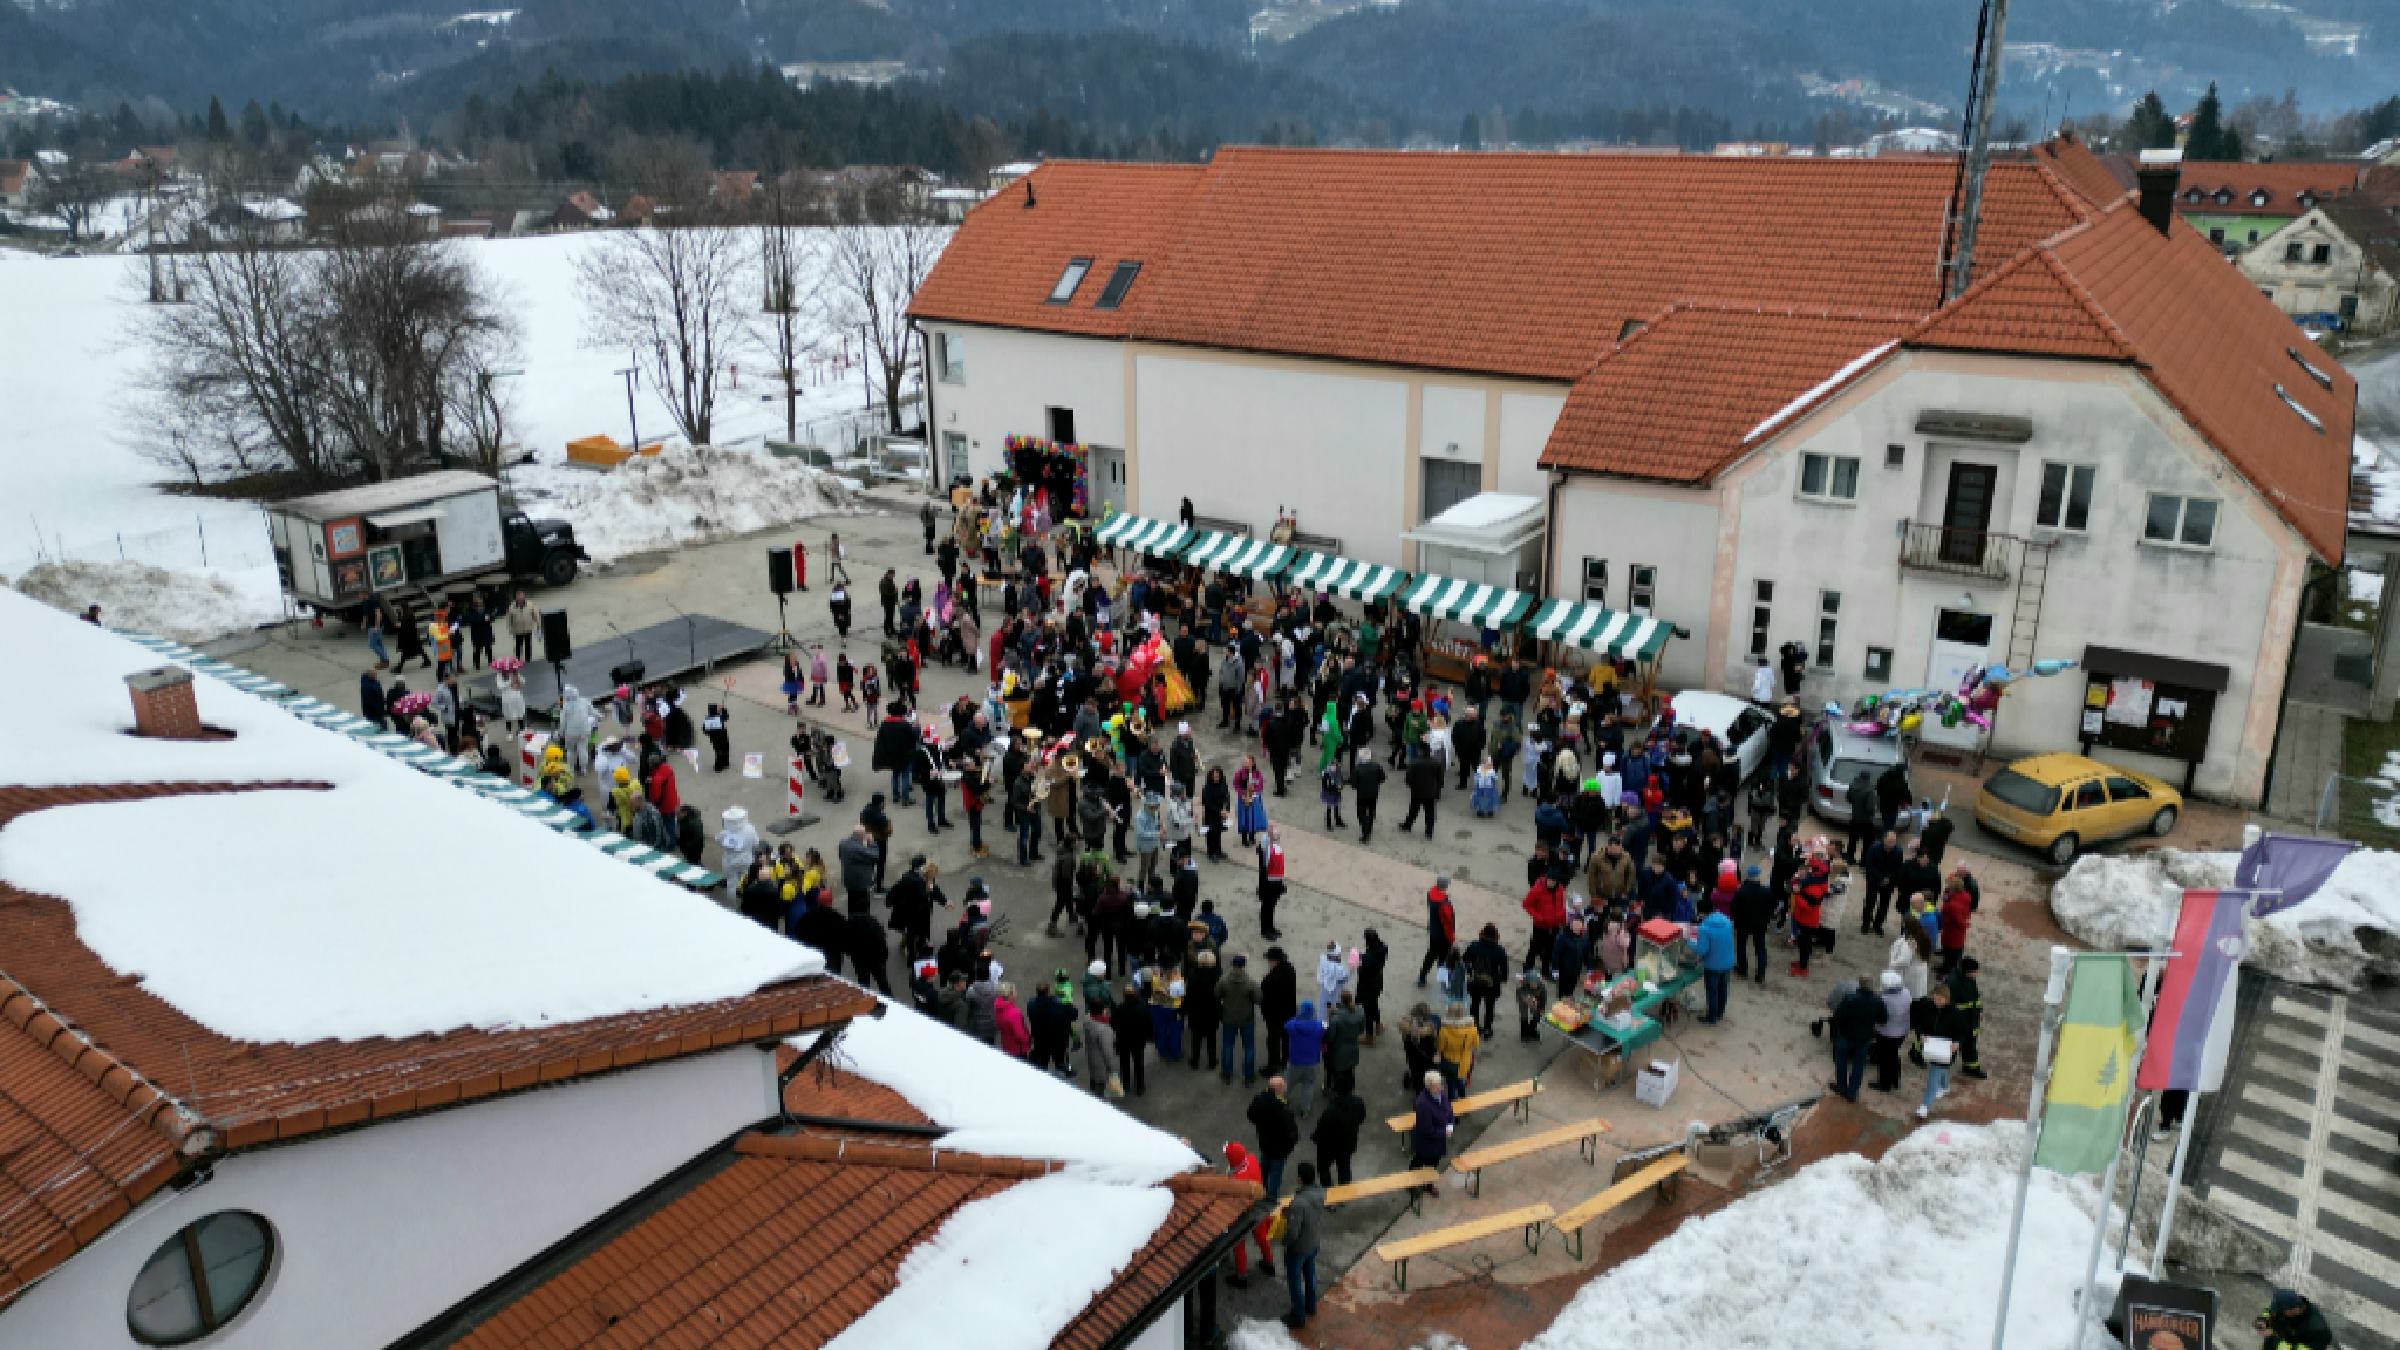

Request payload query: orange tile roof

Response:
[1912,200,2356,561]
[908,161,1210,340]
[2028,137,2134,213]
[1539,303,1919,480]
[2097,156,2365,217]
[0,781,878,1309]
[910,148,2093,380]
[442,1130,1258,1349]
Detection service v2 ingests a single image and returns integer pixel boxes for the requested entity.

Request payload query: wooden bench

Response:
[1374,1202,1556,1289]
[1385,1078,1541,1140]
[1450,1116,1612,1198]
[1269,1166,1443,1224]
[1550,1153,1688,1261]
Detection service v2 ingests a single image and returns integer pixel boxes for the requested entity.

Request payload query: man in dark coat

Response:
[1261,947,1299,1074]
[1844,772,1878,863]
[884,856,943,959]
[1861,829,1905,935]
[872,706,920,805]
[1450,707,1488,791]
[1322,991,1365,1094]
[1827,978,1882,1102]
[844,895,892,995]
[837,826,881,912]
[1731,863,1777,982]
[1311,1082,1367,1188]
[1349,757,1387,843]
[1247,1076,1300,1199]
[1398,747,1443,838]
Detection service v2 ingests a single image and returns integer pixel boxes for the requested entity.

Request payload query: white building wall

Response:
[923,323,1127,483]
[1497,392,1567,498]
[1550,480,1720,688]
[5,1048,776,1349]
[1134,351,1412,561]
[1421,385,1485,468]
[1711,352,2302,802]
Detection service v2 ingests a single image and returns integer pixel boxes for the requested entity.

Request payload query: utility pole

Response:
[1943,0,2013,302]
[615,358,641,453]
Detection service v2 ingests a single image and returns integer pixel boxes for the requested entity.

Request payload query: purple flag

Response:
[2236,834,2354,918]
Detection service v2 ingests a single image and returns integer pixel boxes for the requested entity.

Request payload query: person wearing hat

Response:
[1870,969,1913,1091]
[2255,1289,2336,1349]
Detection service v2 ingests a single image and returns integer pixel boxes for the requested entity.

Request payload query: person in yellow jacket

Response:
[608,766,642,832]
[430,606,456,677]
[539,744,573,800]
[1435,999,1481,1095]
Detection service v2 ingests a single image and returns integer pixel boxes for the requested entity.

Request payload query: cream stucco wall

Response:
[923,322,1129,483]
[2238,209,2400,334]
[1550,479,1721,689]
[5,1047,777,1349]
[1549,348,2310,803]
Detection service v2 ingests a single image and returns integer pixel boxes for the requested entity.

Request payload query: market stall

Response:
[1278,550,1409,644]
[1181,531,1296,582]
[1525,595,1679,703]
[1093,512,1197,560]
[1545,918,1703,1091]
[1397,572,1536,683]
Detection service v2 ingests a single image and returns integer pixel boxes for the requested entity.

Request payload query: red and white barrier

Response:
[519,731,551,787]
[787,757,806,818]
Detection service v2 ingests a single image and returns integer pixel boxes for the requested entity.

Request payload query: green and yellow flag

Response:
[2035,954,2139,1174]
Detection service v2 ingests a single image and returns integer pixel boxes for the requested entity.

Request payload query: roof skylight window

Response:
[2275,383,2324,432]
[1094,261,1142,310]
[2287,347,2334,390]
[1047,258,1093,304]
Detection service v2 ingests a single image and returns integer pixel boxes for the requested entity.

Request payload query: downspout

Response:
[911,318,940,499]
[1536,467,1566,665]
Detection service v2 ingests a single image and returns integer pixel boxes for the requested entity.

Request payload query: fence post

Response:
[117,532,125,560]
[197,515,208,567]
[2315,772,2337,834]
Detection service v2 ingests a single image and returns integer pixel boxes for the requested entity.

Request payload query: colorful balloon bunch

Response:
[1832,658,2077,738]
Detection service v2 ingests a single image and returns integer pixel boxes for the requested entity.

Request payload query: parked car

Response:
[1804,719,1909,824]
[1668,690,1773,786]
[1973,753,2181,865]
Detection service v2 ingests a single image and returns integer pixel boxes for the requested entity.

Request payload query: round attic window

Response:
[127,1212,275,1345]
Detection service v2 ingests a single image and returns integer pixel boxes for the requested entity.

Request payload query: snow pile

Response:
[1231,1324,1462,1350]
[2052,846,2400,991]
[1526,1123,2120,1350]
[510,442,862,563]
[824,1174,1172,1350]
[2352,434,2400,527]
[0,589,822,1042]
[13,559,283,642]
[816,1003,1200,1184]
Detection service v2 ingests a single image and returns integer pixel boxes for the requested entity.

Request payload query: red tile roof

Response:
[442,1131,1257,1349]
[911,148,2093,380]
[0,160,28,196]
[0,781,877,1309]
[2027,137,2133,213]
[2097,156,2365,218]
[1539,303,1918,480]
[1913,200,2356,561]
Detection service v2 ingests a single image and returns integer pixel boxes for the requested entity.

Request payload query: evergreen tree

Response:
[2123,91,2176,151]
[206,95,230,142]
[2186,83,2238,161]
[1459,111,1481,150]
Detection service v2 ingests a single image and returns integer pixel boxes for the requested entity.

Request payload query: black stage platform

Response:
[469,614,774,714]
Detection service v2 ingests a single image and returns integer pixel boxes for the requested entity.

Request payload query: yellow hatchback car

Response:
[1973,753,2183,865]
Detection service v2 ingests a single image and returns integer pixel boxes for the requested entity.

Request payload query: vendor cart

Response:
[1544,919,1704,1091]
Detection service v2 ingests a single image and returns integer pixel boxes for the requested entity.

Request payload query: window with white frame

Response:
[1628,564,1657,614]
[1047,257,1093,303]
[1748,579,1772,659]
[2035,462,2095,532]
[1864,646,1893,681]
[1797,452,1860,502]
[1815,590,1840,668]
[935,332,965,384]
[2143,493,2218,549]
[1581,557,1609,604]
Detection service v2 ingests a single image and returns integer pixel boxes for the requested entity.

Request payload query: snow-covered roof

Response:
[238,195,305,222]
[0,589,824,1042]
[276,468,499,519]
[1404,490,1548,553]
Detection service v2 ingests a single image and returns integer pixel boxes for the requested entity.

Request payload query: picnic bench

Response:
[1269,1166,1443,1225]
[1449,1116,1612,1198]
[1384,1077,1540,1148]
[1374,1203,1556,1289]
[1551,1152,1688,1261]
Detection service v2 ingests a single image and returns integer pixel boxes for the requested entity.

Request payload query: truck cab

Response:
[504,512,588,587]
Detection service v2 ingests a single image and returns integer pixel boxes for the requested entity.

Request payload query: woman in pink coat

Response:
[995,983,1032,1059]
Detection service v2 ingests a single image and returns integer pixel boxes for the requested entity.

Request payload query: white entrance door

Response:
[1088,446,1128,516]
[1922,609,1994,750]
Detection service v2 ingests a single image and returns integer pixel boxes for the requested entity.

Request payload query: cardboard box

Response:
[1635,1058,1680,1107]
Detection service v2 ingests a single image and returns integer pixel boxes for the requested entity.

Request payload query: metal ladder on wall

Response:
[1981,537,2053,770]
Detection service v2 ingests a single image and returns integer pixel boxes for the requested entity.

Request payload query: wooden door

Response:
[1939,463,1997,566]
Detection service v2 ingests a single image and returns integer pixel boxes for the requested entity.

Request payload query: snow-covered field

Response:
[0,230,923,637]
[2053,845,2400,990]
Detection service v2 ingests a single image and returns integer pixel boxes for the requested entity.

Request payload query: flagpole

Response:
[2074,950,2167,1350]
[1990,944,2073,1350]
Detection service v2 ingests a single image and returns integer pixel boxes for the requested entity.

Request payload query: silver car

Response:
[1804,719,1908,824]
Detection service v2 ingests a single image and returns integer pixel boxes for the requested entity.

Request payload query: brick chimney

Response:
[126,667,205,740]
[2136,148,2183,237]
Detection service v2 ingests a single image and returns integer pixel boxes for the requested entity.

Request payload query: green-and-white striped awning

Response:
[1181,531,1295,580]
[1399,573,1535,629]
[1526,597,1675,661]
[1286,552,1404,603]
[1094,513,1195,557]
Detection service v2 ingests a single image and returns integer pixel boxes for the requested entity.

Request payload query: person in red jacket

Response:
[1417,878,1457,987]
[1787,848,1831,977]
[646,758,681,815]
[1521,874,1567,976]
[1221,1142,1279,1287]
[1937,883,1973,976]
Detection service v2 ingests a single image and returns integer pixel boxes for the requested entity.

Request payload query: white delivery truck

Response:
[264,471,588,620]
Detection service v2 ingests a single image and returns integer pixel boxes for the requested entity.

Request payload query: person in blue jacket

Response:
[1283,1000,1326,1118]
[1692,897,1738,1023]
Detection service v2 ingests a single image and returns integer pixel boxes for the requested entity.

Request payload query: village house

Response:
[2096,155,2366,253]
[909,139,2353,804]
[2239,194,2400,335]
[0,157,38,210]
[0,592,1254,1348]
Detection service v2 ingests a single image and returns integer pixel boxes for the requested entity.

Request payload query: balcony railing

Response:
[1899,519,2014,582]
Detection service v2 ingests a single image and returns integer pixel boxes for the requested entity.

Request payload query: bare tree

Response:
[33,156,113,241]
[577,218,753,446]
[757,175,823,444]
[823,209,947,434]
[140,238,338,483]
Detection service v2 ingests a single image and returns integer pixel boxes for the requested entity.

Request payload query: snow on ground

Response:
[0,589,822,1042]
[508,442,864,564]
[2052,845,2400,990]
[2,229,924,598]
[1524,1122,2120,1350]
[11,559,284,642]
[824,1173,1172,1350]
[1230,1324,1462,1349]
[2352,434,2400,526]
[810,1002,1200,1184]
